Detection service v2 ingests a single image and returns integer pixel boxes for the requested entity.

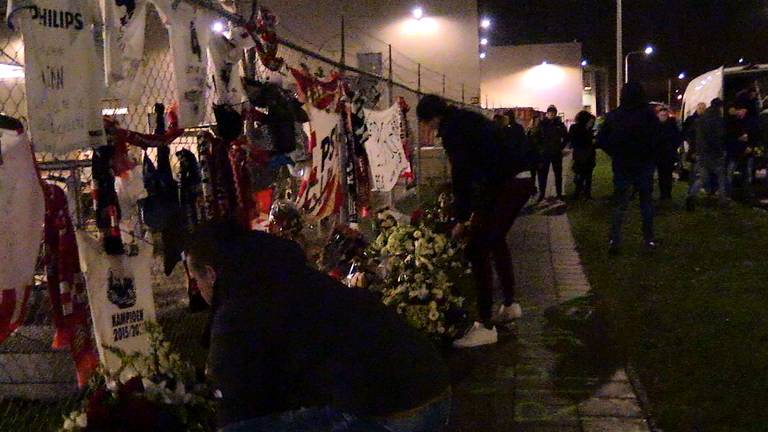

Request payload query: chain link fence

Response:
[0,1,483,429]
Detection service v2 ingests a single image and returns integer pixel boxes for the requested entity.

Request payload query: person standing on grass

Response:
[417,94,536,348]
[185,223,452,432]
[655,106,684,201]
[726,99,758,198]
[682,102,707,184]
[532,105,569,202]
[686,98,728,211]
[597,82,661,255]
[569,110,597,200]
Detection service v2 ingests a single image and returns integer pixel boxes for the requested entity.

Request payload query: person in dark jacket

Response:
[655,106,683,200]
[681,102,707,184]
[597,82,661,254]
[185,223,451,432]
[686,98,729,210]
[726,99,758,197]
[533,105,569,202]
[568,110,597,200]
[417,95,535,348]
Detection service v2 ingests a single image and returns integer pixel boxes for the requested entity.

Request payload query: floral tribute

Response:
[366,207,468,338]
[60,322,217,432]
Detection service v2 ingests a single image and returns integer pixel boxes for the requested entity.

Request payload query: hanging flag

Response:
[362,103,412,192]
[7,0,106,154]
[43,184,99,387]
[76,232,157,372]
[101,0,148,103]
[296,107,342,221]
[208,26,255,105]
[0,121,44,343]
[152,0,214,127]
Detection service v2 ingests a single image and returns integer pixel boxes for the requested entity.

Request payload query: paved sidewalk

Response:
[447,211,652,431]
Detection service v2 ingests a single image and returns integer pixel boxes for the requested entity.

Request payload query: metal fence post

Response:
[388,44,394,106]
[416,63,422,207]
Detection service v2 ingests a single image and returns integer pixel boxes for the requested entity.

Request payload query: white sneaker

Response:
[494,303,523,323]
[452,322,498,349]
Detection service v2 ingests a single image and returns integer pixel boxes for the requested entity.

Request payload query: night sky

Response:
[479,0,768,103]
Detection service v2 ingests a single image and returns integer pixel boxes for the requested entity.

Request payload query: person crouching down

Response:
[185,222,452,432]
[417,95,536,349]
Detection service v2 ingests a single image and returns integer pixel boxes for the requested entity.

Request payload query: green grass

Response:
[568,153,768,431]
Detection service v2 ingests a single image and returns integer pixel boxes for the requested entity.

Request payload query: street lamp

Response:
[678,72,686,80]
[480,52,487,59]
[412,7,424,20]
[624,45,654,83]
[581,59,588,67]
[211,21,225,33]
[480,18,491,29]
[480,38,488,46]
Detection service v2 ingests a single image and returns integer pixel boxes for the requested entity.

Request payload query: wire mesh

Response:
[0,1,473,429]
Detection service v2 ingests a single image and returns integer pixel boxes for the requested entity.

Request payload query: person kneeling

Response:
[185,222,452,432]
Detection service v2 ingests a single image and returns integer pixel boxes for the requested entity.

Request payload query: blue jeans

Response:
[688,157,727,202]
[221,397,451,432]
[611,165,654,244]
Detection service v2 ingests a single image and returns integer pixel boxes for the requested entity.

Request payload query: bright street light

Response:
[624,45,655,83]
[412,7,424,20]
[677,94,683,100]
[739,57,745,64]
[480,38,488,45]
[678,72,686,80]
[480,52,487,59]
[211,21,225,33]
[480,18,491,29]
[581,59,588,67]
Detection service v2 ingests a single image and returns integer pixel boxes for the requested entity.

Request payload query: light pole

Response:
[667,72,685,107]
[616,0,622,107]
[624,45,654,83]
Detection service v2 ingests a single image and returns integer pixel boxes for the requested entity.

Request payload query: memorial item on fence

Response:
[7,0,106,154]
[102,0,148,103]
[59,322,218,432]
[320,224,369,280]
[153,0,213,127]
[92,145,125,255]
[177,148,203,229]
[362,102,412,192]
[268,199,303,244]
[208,25,255,105]
[296,107,342,222]
[198,131,238,221]
[76,231,157,372]
[244,79,310,154]
[0,118,44,344]
[44,184,100,387]
[243,7,284,72]
[344,92,375,218]
[290,65,342,111]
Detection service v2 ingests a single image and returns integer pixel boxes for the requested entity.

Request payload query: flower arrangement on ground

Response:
[59,322,217,432]
[367,208,468,338]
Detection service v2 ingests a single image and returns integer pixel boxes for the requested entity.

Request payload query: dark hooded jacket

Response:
[439,106,520,222]
[206,230,450,427]
[657,118,683,163]
[568,111,596,171]
[597,83,661,170]
[533,116,569,159]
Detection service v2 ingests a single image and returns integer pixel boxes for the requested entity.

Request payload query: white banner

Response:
[363,104,411,192]
[8,0,106,154]
[153,0,213,128]
[296,107,341,221]
[208,26,255,105]
[101,0,148,103]
[0,126,44,343]
[76,233,156,372]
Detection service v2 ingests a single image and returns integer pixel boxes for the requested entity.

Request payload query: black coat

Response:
[568,123,596,171]
[597,103,661,171]
[657,119,683,163]
[533,117,569,159]
[207,231,450,427]
[439,107,517,221]
[695,106,725,160]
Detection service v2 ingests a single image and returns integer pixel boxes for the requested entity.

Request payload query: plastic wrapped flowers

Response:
[59,322,217,432]
[368,210,468,338]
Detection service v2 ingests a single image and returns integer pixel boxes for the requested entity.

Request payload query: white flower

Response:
[432,289,444,299]
[214,389,223,399]
[413,230,423,239]
[106,380,118,392]
[63,418,75,431]
[75,412,88,428]
[429,309,440,321]
[118,367,138,384]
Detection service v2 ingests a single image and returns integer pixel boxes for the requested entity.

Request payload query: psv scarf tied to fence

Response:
[0,126,44,344]
[7,0,106,154]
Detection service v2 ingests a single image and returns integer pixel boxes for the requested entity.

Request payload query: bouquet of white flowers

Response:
[368,210,468,337]
[59,322,217,432]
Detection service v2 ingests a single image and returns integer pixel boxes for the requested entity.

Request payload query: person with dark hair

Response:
[417,94,535,348]
[568,110,597,200]
[686,98,728,210]
[185,222,451,431]
[597,82,661,255]
[682,102,707,184]
[531,105,568,202]
[655,106,683,200]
